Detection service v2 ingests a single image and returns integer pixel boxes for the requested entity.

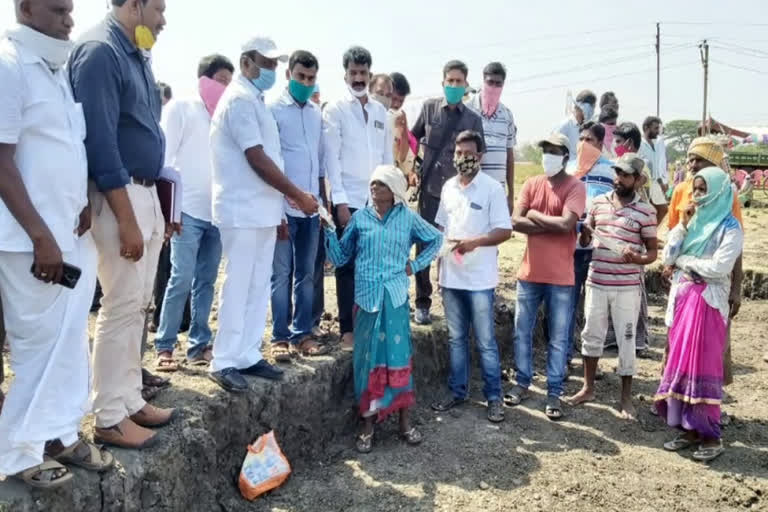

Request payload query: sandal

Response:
[155,352,178,372]
[142,368,171,388]
[188,347,214,366]
[295,338,331,357]
[400,427,423,446]
[503,385,529,406]
[46,439,114,472]
[487,400,505,423]
[14,457,73,489]
[142,385,161,402]
[356,432,373,454]
[272,342,292,363]
[545,397,564,421]
[693,441,724,462]
[663,433,698,452]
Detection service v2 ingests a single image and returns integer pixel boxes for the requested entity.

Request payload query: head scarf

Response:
[687,137,725,168]
[370,165,408,205]
[573,141,602,179]
[681,166,734,257]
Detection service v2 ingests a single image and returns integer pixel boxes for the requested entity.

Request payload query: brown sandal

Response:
[155,352,178,372]
[142,368,171,388]
[14,457,73,489]
[47,439,114,472]
[188,347,214,366]
[272,342,292,363]
[295,338,331,357]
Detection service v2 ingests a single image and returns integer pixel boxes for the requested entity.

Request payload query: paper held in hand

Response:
[157,167,183,224]
[591,229,626,256]
[318,205,335,230]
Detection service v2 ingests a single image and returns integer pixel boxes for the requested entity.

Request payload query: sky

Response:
[3,0,768,143]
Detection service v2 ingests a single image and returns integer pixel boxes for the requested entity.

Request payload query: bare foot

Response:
[619,401,637,421]
[566,387,595,406]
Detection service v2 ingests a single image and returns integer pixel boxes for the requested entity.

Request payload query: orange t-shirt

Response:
[517,175,586,286]
[667,179,743,230]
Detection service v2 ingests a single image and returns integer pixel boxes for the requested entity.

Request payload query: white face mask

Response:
[6,24,73,70]
[542,153,565,177]
[347,84,368,98]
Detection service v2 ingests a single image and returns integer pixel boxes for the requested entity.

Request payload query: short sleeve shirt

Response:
[516,175,586,286]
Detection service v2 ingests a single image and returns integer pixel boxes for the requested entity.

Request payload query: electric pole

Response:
[656,22,660,117]
[699,39,709,134]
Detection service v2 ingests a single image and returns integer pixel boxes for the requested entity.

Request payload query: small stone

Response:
[479,481,490,490]
[534,494,542,501]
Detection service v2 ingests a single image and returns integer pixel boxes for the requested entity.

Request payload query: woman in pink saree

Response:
[655,167,743,462]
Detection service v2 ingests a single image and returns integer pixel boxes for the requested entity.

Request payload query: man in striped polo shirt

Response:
[567,153,658,420]
[467,62,517,211]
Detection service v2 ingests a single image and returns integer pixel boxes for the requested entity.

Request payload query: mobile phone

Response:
[29,262,82,289]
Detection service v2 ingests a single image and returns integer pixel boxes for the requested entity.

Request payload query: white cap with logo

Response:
[241,36,289,62]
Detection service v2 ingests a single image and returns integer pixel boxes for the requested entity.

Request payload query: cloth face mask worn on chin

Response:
[348,84,368,98]
[541,153,565,177]
[6,24,73,70]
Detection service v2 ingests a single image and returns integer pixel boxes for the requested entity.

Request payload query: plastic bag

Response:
[238,431,292,501]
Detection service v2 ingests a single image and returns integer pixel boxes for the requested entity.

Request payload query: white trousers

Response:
[90,184,164,427]
[0,234,96,475]
[211,227,276,372]
[581,285,641,377]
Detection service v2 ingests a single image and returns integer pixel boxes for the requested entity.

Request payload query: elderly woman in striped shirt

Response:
[324,165,442,453]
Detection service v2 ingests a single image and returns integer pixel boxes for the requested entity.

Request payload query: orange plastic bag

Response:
[238,431,292,501]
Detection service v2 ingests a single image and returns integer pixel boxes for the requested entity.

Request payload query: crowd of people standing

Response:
[0,0,757,490]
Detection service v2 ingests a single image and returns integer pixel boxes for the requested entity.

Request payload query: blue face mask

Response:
[289,79,315,104]
[444,85,466,105]
[250,67,276,92]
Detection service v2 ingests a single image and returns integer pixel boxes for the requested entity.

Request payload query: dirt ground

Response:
[2,177,767,512]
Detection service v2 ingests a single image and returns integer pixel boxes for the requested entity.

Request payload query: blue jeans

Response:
[312,227,325,327]
[513,280,574,398]
[567,250,593,363]
[442,288,502,402]
[271,215,320,343]
[155,213,222,358]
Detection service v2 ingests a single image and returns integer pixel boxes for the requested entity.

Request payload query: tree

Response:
[517,143,542,164]
[664,119,699,163]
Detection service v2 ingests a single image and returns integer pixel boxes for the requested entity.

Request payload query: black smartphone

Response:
[29,262,82,289]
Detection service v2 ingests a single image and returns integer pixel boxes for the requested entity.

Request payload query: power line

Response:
[661,21,768,27]
[711,59,768,75]
[710,40,768,57]
[711,45,768,59]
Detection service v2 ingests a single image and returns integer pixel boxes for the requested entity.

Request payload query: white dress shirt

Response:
[210,74,284,229]
[0,36,88,253]
[639,137,668,183]
[436,172,512,291]
[323,91,393,209]
[161,96,214,222]
[269,88,323,218]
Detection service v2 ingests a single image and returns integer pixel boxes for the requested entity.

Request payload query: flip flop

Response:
[356,432,373,454]
[400,427,423,446]
[503,385,529,406]
[14,457,73,489]
[155,353,178,372]
[142,368,171,388]
[545,397,564,421]
[271,342,292,363]
[295,338,331,357]
[693,441,724,462]
[663,433,698,452]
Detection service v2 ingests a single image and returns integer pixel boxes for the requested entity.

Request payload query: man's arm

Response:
[321,104,351,225]
[160,99,184,167]
[511,181,548,235]
[506,113,517,208]
[525,209,580,233]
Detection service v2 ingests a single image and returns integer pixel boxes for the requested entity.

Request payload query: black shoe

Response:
[430,393,468,412]
[487,400,505,423]
[209,367,248,393]
[241,360,284,380]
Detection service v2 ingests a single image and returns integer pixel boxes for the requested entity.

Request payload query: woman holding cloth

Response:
[324,165,442,453]
[655,167,743,462]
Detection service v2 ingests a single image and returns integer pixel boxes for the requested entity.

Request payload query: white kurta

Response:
[0,234,97,475]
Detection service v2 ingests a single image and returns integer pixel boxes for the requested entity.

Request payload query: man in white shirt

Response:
[209,36,318,392]
[0,1,113,487]
[467,62,518,211]
[557,90,596,165]
[430,130,512,424]
[638,115,669,221]
[153,54,234,371]
[323,46,393,351]
[268,50,330,361]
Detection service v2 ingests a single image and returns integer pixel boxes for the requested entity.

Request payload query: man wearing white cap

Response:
[209,36,318,392]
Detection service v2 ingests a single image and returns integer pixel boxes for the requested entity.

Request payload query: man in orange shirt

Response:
[666,137,743,386]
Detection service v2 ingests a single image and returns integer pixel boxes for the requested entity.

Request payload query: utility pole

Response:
[699,39,710,134]
[656,22,660,117]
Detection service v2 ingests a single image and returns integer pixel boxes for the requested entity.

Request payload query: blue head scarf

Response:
[681,167,734,257]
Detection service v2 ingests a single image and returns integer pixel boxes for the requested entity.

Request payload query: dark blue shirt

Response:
[68,16,165,191]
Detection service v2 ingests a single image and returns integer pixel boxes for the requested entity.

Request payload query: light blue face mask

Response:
[250,67,276,92]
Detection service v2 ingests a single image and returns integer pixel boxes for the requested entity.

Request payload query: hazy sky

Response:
[3,0,768,142]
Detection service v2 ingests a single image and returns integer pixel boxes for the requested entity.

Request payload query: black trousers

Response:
[333,205,358,334]
[415,193,441,310]
[312,227,326,327]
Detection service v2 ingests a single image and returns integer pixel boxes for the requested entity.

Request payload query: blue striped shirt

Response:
[325,204,443,313]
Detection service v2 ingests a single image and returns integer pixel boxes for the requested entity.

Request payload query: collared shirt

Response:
[68,15,165,191]
[556,115,580,165]
[467,94,517,184]
[324,204,442,313]
[269,88,323,218]
[210,74,284,229]
[639,137,668,183]
[586,192,657,289]
[436,172,512,291]
[323,91,393,209]
[0,35,88,253]
[161,96,213,222]
[412,98,485,198]
[568,157,615,251]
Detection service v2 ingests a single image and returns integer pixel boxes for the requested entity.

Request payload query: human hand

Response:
[32,231,63,283]
[452,238,478,255]
[295,192,319,216]
[118,219,144,261]
[622,247,641,264]
[662,265,675,280]
[165,221,182,241]
[76,205,91,237]
[277,219,290,240]
[407,172,419,189]
[579,224,593,247]
[682,203,696,228]
[729,292,741,319]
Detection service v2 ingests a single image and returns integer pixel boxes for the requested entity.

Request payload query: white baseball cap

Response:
[241,36,289,62]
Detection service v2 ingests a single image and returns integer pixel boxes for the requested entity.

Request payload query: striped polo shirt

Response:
[467,94,517,184]
[586,192,657,289]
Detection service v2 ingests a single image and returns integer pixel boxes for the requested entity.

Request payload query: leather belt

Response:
[131,177,156,187]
